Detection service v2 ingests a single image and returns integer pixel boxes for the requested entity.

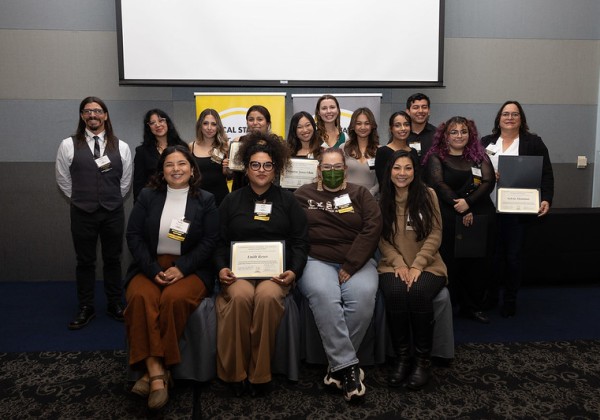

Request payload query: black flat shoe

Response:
[68,306,95,330]
[249,381,270,398]
[470,311,490,324]
[231,380,247,397]
[107,302,125,322]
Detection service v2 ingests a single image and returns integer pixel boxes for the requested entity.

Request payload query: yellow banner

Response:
[194,93,286,140]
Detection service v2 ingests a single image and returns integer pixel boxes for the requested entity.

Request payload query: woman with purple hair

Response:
[423,116,496,324]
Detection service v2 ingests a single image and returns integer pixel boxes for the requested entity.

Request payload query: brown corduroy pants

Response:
[125,255,207,368]
[216,278,288,384]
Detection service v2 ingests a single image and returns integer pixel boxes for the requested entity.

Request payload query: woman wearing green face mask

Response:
[294,148,383,403]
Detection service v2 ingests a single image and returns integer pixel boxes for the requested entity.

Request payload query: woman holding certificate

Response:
[189,108,230,206]
[423,116,496,324]
[294,148,382,402]
[230,105,272,192]
[481,101,554,317]
[125,145,219,410]
[340,107,380,197]
[378,150,447,390]
[215,132,309,397]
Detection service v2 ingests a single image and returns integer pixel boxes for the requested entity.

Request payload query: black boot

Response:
[407,312,434,390]
[387,311,412,387]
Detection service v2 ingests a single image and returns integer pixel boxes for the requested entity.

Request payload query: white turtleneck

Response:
[157,186,189,255]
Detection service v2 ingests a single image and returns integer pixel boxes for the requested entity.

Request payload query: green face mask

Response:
[321,169,345,189]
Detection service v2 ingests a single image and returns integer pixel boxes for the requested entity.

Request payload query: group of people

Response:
[55,93,553,409]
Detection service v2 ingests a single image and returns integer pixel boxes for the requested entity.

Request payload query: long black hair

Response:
[379,150,439,243]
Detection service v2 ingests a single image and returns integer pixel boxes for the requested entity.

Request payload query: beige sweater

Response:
[377,187,447,279]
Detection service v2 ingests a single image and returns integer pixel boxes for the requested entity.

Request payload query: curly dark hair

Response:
[148,145,203,197]
[379,150,439,243]
[422,116,486,165]
[235,131,290,177]
[141,109,187,148]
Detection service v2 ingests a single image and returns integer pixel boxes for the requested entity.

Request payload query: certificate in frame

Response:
[230,241,285,279]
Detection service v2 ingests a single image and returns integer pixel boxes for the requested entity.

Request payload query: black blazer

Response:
[481,132,554,205]
[125,187,220,293]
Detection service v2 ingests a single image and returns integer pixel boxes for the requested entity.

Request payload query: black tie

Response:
[93,136,101,159]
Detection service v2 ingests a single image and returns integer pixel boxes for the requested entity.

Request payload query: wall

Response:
[0,0,598,281]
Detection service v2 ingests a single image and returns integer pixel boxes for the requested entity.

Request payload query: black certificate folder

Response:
[497,155,542,188]
[454,215,488,258]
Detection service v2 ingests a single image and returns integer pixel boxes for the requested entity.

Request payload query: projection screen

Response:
[116,0,444,87]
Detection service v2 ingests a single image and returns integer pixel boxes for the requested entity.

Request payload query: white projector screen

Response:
[116,0,444,87]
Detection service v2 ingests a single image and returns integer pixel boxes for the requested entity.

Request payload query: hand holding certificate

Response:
[497,156,542,214]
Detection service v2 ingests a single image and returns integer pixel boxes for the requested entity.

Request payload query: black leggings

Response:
[379,271,446,313]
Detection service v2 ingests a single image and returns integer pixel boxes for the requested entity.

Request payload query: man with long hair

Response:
[56,96,132,330]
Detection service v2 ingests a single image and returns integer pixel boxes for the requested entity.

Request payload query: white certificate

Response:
[279,158,318,189]
[228,141,244,171]
[497,188,540,214]
[231,241,285,279]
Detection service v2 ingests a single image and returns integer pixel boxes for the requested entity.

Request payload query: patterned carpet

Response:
[2,340,600,419]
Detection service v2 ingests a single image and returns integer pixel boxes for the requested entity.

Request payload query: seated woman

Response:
[215,132,309,397]
[286,111,323,160]
[133,109,187,201]
[423,117,496,324]
[340,107,380,197]
[378,150,448,390]
[189,108,230,206]
[294,149,382,402]
[375,111,419,186]
[124,145,219,410]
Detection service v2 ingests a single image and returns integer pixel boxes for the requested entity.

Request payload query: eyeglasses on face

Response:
[448,129,468,137]
[320,164,345,171]
[147,118,167,127]
[501,112,520,118]
[249,161,274,171]
[81,109,104,116]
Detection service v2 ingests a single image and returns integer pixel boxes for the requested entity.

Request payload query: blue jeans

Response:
[298,257,378,372]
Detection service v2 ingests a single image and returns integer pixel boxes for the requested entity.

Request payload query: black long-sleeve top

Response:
[215,184,309,279]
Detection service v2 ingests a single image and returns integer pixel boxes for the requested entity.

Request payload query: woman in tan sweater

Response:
[378,150,447,390]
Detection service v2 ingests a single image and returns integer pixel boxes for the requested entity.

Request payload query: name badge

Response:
[334,193,354,213]
[168,218,190,241]
[367,157,376,169]
[409,142,421,153]
[320,141,329,149]
[254,202,273,221]
[471,166,482,186]
[95,155,112,173]
[485,143,498,156]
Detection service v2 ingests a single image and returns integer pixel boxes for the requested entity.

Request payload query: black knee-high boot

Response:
[407,311,434,390]
[387,311,412,387]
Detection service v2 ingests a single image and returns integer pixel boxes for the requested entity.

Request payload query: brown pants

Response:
[125,255,207,367]
[216,278,288,384]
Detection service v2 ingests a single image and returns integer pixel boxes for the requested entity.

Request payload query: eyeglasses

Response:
[81,109,104,116]
[501,112,520,118]
[448,129,468,137]
[249,161,274,171]
[320,164,345,171]
[147,118,167,127]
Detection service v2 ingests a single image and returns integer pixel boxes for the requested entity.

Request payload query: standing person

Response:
[133,109,187,202]
[315,94,346,148]
[481,101,554,317]
[230,105,272,191]
[125,145,219,410]
[294,149,382,402]
[340,107,380,197]
[423,116,496,324]
[406,93,436,161]
[375,111,419,186]
[190,108,230,206]
[286,111,323,159]
[378,150,447,390]
[215,132,309,397]
[56,96,133,330]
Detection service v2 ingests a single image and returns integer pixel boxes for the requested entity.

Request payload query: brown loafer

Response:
[131,375,150,397]
[148,372,172,410]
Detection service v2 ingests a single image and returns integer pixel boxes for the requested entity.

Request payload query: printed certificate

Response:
[231,241,285,279]
[279,158,318,189]
[497,188,540,214]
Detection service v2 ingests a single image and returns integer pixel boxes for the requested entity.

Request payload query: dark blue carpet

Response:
[1,281,599,353]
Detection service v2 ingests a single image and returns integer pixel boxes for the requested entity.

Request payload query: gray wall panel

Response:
[0,0,116,31]
[446,0,600,40]
[0,30,172,101]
